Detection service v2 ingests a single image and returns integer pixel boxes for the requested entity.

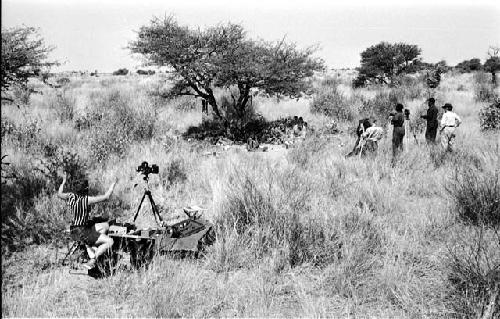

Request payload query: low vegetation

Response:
[2,60,500,318]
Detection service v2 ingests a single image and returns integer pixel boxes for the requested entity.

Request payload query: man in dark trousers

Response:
[391,103,405,160]
[420,97,439,144]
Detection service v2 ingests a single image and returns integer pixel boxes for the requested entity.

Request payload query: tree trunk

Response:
[491,72,497,86]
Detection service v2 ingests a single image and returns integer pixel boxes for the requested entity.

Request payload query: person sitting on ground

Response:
[299,122,308,139]
[439,103,462,152]
[360,122,384,156]
[57,172,118,270]
[246,135,260,151]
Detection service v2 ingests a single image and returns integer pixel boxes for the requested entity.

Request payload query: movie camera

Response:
[137,161,159,180]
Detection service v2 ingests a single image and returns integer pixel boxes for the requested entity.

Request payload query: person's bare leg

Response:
[93,234,114,259]
[86,245,96,259]
[94,222,110,235]
[83,234,113,269]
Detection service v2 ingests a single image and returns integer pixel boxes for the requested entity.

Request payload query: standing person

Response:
[58,172,118,270]
[391,103,405,160]
[439,103,462,152]
[420,97,439,144]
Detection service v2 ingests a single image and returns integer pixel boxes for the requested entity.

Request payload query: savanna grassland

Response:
[1,70,499,318]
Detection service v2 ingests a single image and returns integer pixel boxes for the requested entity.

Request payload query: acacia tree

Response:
[354,41,422,87]
[129,17,324,121]
[1,26,56,102]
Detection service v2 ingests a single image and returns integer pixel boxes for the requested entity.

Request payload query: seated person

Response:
[246,135,260,151]
[299,122,308,139]
[58,172,118,270]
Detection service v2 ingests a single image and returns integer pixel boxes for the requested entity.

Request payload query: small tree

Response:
[484,47,500,86]
[1,26,57,102]
[354,41,422,87]
[455,58,482,73]
[129,16,324,122]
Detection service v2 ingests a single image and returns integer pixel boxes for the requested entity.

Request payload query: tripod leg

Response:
[146,192,163,224]
[133,192,148,223]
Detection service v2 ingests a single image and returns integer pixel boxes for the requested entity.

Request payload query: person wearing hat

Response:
[439,103,462,152]
[420,97,439,144]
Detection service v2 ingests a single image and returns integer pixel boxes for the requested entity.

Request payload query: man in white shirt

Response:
[439,103,462,152]
[360,124,384,156]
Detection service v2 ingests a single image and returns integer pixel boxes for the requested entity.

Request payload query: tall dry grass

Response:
[2,72,499,318]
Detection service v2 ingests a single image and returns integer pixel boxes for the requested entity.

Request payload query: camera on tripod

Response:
[137,161,159,177]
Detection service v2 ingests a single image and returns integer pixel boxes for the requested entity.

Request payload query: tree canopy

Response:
[354,42,422,87]
[484,47,500,85]
[1,26,56,101]
[129,17,324,121]
[455,58,482,73]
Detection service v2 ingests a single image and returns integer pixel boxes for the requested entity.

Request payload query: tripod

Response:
[132,174,163,226]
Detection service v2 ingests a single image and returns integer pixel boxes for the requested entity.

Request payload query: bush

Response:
[395,74,424,100]
[359,90,404,126]
[310,85,354,121]
[474,72,498,103]
[446,162,500,227]
[112,68,129,76]
[85,89,157,162]
[1,118,43,151]
[479,99,500,131]
[446,226,500,318]
[1,157,55,254]
[47,89,76,123]
[163,158,188,188]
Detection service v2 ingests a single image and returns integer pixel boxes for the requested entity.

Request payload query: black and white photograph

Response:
[2,0,499,317]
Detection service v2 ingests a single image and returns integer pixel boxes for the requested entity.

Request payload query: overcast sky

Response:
[2,0,499,72]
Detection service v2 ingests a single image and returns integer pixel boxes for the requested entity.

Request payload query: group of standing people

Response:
[392,97,463,157]
[349,97,462,159]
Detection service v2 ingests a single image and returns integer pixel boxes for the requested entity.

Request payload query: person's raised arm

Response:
[57,172,71,200]
[88,178,118,205]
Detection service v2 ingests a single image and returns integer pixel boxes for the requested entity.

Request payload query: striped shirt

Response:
[68,193,89,226]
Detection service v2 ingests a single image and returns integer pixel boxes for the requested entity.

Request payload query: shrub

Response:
[359,90,404,126]
[56,77,70,86]
[310,85,354,121]
[479,99,500,131]
[395,74,424,100]
[446,162,500,227]
[1,118,43,151]
[47,89,76,123]
[1,157,54,254]
[473,72,498,103]
[446,226,500,318]
[112,68,129,76]
[85,89,157,162]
